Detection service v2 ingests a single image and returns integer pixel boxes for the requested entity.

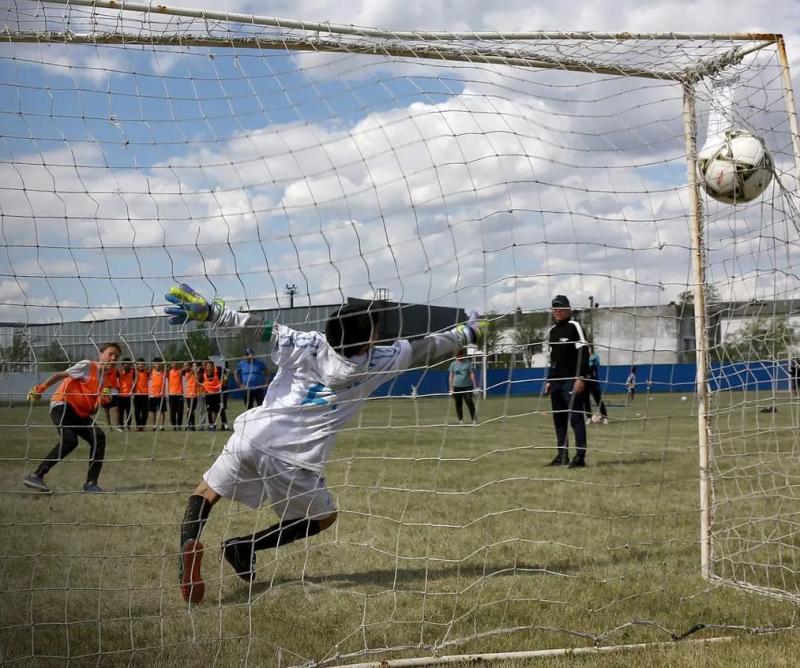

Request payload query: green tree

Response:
[224,330,264,361]
[677,284,720,312]
[715,317,796,362]
[512,313,547,367]
[1,330,31,371]
[163,327,215,362]
[38,341,69,372]
[482,311,502,355]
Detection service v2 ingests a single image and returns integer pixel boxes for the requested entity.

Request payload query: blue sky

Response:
[1,0,799,324]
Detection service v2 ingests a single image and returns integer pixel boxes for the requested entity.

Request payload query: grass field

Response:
[1,393,799,667]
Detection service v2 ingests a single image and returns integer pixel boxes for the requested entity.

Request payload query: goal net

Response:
[2,1,799,665]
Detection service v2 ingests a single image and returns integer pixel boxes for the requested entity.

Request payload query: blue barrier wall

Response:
[370,362,796,398]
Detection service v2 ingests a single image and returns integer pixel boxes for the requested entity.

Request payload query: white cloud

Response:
[2,1,798,323]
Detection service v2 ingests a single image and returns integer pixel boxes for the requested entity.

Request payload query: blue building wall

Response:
[370,362,796,398]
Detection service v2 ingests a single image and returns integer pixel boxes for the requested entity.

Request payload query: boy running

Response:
[23,342,121,493]
[164,284,484,604]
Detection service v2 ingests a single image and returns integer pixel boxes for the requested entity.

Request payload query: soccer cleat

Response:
[601,417,609,425]
[568,458,586,468]
[23,473,50,493]
[546,453,570,466]
[180,539,205,604]
[83,482,105,493]
[222,539,257,583]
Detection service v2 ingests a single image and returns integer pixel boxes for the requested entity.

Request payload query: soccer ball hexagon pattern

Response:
[697,129,773,205]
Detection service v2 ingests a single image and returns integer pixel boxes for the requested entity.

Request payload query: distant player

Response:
[581,345,608,424]
[626,366,637,405]
[164,284,485,604]
[791,358,800,399]
[23,342,121,493]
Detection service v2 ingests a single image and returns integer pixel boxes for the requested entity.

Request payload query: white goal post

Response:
[2,1,800,666]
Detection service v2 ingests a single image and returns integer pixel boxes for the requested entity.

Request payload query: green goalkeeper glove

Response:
[27,384,45,401]
[165,284,225,325]
[455,311,487,346]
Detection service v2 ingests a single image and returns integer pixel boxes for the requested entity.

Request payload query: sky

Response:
[1,0,799,326]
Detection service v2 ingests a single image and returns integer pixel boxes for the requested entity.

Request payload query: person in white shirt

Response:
[165,284,485,604]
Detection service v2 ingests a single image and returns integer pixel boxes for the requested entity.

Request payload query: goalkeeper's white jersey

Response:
[230,324,412,474]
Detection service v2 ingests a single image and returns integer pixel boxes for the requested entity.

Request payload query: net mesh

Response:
[1,2,799,665]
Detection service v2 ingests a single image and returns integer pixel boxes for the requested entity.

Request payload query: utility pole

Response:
[285,283,298,309]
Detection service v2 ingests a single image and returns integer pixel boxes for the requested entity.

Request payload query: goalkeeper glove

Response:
[164,284,225,325]
[27,384,46,401]
[454,311,488,346]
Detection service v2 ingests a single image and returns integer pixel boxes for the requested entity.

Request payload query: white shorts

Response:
[203,435,336,520]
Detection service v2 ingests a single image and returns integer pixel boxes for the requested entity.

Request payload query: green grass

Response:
[1,393,799,667]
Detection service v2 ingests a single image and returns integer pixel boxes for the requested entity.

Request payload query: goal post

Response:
[2,1,800,665]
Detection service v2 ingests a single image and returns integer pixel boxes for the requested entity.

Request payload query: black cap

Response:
[551,295,571,308]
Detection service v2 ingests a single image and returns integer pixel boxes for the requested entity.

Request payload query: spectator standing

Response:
[168,361,185,430]
[448,348,477,425]
[184,361,201,431]
[201,360,222,431]
[235,347,269,409]
[149,357,167,430]
[102,362,119,428]
[132,357,150,431]
[544,295,589,468]
[117,358,135,431]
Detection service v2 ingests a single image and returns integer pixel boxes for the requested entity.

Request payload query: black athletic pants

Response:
[169,395,184,428]
[581,379,607,418]
[549,379,587,460]
[35,404,106,484]
[133,394,149,427]
[452,386,476,421]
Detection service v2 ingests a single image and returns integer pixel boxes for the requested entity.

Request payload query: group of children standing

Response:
[104,358,232,432]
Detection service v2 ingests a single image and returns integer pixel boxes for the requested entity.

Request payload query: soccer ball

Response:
[697,129,773,204]
[590,414,602,424]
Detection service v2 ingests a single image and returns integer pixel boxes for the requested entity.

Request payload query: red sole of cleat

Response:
[181,539,205,604]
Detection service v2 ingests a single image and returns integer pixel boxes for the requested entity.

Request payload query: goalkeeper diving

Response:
[165,284,486,604]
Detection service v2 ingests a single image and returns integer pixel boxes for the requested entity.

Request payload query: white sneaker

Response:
[471,420,477,426]
[602,417,608,425]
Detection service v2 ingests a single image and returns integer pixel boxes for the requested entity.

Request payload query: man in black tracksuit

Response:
[544,295,590,468]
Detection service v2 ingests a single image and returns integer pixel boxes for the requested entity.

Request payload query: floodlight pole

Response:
[682,82,712,581]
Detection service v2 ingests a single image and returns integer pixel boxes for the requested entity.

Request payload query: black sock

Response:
[180,495,211,549]
[231,518,325,553]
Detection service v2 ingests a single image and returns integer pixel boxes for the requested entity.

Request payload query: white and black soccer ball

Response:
[697,129,773,205]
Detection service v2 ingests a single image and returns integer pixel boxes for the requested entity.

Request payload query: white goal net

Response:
[1,1,799,666]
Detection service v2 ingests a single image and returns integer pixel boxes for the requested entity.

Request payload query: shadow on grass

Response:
[221,560,579,604]
[591,456,664,468]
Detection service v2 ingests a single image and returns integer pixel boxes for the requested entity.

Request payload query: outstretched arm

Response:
[164,284,274,342]
[27,370,69,401]
[407,312,486,369]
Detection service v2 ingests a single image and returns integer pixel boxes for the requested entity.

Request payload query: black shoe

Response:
[568,457,586,468]
[223,539,256,583]
[546,454,570,466]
